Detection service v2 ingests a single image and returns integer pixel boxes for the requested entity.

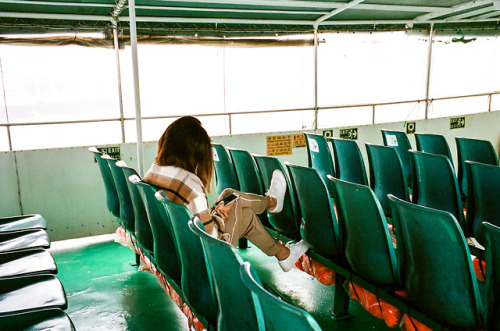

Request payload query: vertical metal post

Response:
[313,27,319,130]
[0,57,12,151]
[372,105,376,124]
[488,93,492,112]
[223,46,231,134]
[424,24,434,120]
[113,27,126,144]
[128,0,144,176]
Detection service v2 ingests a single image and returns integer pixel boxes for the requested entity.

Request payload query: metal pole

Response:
[313,26,319,130]
[0,57,12,151]
[113,27,126,143]
[372,105,376,124]
[488,93,492,112]
[128,0,145,176]
[424,24,434,120]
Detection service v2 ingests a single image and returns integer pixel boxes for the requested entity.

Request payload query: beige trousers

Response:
[216,188,281,256]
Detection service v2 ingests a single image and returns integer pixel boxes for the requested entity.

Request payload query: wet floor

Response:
[51,235,392,330]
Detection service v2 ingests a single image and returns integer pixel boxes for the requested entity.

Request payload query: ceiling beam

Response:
[0,0,112,8]
[444,5,493,20]
[413,0,491,22]
[0,11,111,21]
[473,10,500,19]
[314,0,365,26]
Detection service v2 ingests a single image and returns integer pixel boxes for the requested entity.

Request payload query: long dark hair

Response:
[156,116,214,189]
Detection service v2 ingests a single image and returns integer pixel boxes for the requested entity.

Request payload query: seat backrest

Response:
[253,155,301,240]
[286,163,341,261]
[119,163,154,255]
[102,155,135,233]
[410,151,465,233]
[159,197,217,326]
[330,138,368,186]
[89,147,120,218]
[304,133,335,194]
[212,143,239,194]
[465,161,500,245]
[240,262,322,331]
[456,137,499,199]
[228,149,272,229]
[414,132,453,165]
[329,177,398,287]
[188,218,261,331]
[389,195,483,329]
[365,143,409,216]
[381,129,413,188]
[228,148,264,195]
[132,178,182,287]
[483,222,500,331]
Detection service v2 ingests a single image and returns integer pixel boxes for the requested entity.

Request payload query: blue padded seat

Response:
[0,248,57,278]
[0,230,50,253]
[0,308,75,330]
[253,155,301,240]
[0,274,68,316]
[0,215,47,233]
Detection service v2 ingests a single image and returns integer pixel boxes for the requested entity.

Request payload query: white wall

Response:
[1,110,499,241]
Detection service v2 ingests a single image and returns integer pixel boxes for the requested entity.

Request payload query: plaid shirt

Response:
[143,164,220,237]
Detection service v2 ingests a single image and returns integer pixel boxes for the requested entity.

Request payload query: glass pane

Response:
[430,35,500,98]
[375,102,425,124]
[491,94,500,112]
[225,46,314,112]
[427,96,488,119]
[0,45,120,123]
[10,122,122,150]
[318,107,372,129]
[124,115,229,143]
[231,111,314,134]
[120,45,224,119]
[0,126,9,151]
[318,31,428,106]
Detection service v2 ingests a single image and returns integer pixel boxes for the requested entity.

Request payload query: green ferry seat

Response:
[159,196,217,327]
[389,195,483,330]
[0,215,47,233]
[304,132,335,194]
[253,155,301,240]
[330,137,368,186]
[465,161,500,245]
[118,163,154,258]
[0,274,68,316]
[132,178,181,287]
[0,308,75,330]
[456,137,499,200]
[228,148,272,229]
[240,262,322,331]
[381,129,413,189]
[329,177,398,287]
[409,151,466,234]
[102,155,135,235]
[414,132,453,165]
[286,163,341,261]
[365,143,409,217]
[88,147,120,219]
[212,143,239,195]
[188,217,260,331]
[0,229,50,253]
[0,248,57,278]
[483,222,500,331]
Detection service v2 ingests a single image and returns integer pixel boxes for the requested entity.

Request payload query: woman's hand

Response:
[214,201,232,221]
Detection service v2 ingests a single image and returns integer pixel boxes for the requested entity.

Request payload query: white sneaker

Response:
[278,240,310,272]
[267,170,287,213]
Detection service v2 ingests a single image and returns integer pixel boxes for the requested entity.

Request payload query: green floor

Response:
[51,236,393,331]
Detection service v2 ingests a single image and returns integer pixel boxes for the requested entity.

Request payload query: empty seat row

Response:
[0,215,74,330]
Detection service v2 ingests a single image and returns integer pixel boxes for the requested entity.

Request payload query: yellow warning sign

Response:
[267,135,293,156]
[293,134,306,148]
